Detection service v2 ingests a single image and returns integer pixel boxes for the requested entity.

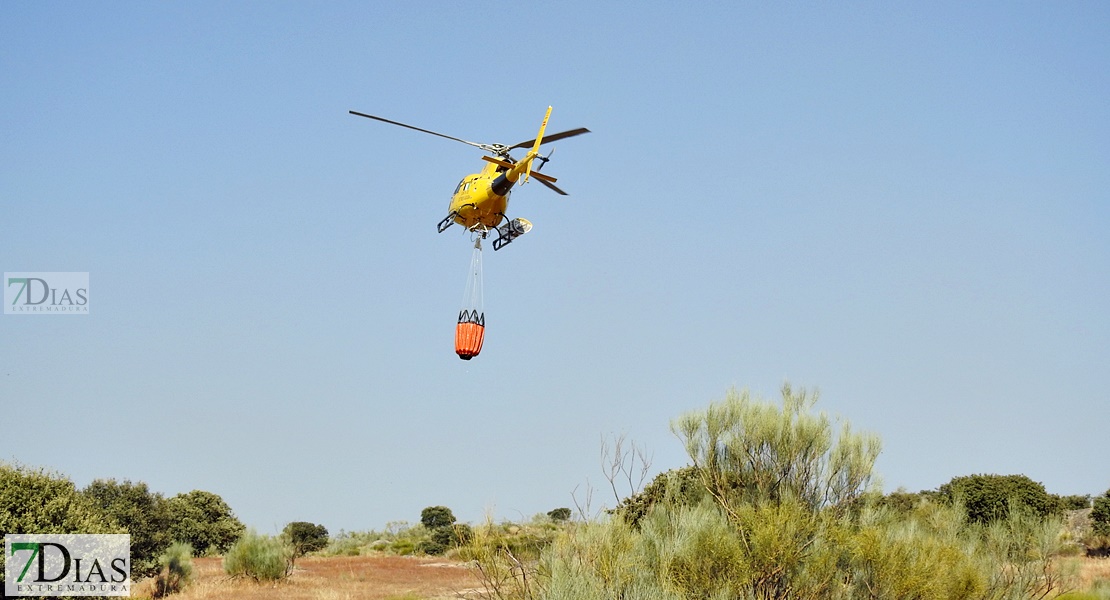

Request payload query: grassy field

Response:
[132,555,483,600]
[127,554,1110,600]
[1073,556,1110,594]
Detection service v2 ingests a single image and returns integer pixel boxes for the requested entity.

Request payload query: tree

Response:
[166,490,245,555]
[0,462,115,536]
[0,462,120,586]
[547,507,572,522]
[282,521,328,564]
[420,506,456,530]
[418,506,469,556]
[430,523,472,548]
[1092,488,1110,537]
[83,478,172,578]
[1060,494,1092,510]
[937,474,1060,524]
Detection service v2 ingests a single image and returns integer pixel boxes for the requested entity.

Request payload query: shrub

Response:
[1092,488,1110,537]
[152,542,194,598]
[465,516,565,599]
[938,474,1060,524]
[613,465,706,528]
[453,523,475,546]
[1061,495,1093,511]
[643,501,748,599]
[0,462,121,586]
[282,521,328,564]
[525,387,1077,600]
[391,538,416,556]
[417,506,471,555]
[417,538,448,556]
[975,506,1071,598]
[166,490,245,555]
[0,463,114,535]
[873,488,930,514]
[82,478,172,578]
[430,523,473,550]
[672,384,882,513]
[223,530,291,581]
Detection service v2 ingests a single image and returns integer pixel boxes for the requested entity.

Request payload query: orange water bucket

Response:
[455,321,485,360]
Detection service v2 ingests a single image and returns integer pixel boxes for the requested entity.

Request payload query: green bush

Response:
[0,462,122,586]
[430,523,473,550]
[517,387,1078,600]
[938,474,1060,524]
[282,521,328,564]
[645,501,748,599]
[421,506,456,529]
[391,538,416,556]
[548,508,572,522]
[152,542,194,598]
[417,538,447,556]
[166,490,245,555]
[82,478,172,578]
[672,385,882,512]
[1061,495,1093,510]
[613,466,707,529]
[416,506,471,555]
[1092,488,1110,537]
[223,530,291,581]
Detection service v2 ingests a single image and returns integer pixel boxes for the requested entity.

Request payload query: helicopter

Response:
[349,106,589,250]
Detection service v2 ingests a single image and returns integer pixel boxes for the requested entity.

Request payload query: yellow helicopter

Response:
[349,106,589,250]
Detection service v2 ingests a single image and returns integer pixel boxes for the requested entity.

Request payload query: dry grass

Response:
[130,553,1110,599]
[1074,556,1110,591]
[132,555,482,600]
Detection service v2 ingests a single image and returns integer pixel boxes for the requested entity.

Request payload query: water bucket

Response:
[455,317,485,360]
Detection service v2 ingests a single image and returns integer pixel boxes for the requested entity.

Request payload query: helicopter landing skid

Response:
[436,212,459,233]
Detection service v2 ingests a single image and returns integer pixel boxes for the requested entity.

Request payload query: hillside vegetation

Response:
[3,385,1109,599]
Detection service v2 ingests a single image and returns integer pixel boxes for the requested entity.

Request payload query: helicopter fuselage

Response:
[448,160,513,231]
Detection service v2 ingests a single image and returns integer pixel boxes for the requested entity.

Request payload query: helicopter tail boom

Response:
[480,156,559,184]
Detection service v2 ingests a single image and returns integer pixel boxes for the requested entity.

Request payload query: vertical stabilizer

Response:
[524,106,552,184]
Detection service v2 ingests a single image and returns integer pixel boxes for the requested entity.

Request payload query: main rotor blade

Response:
[507,127,591,151]
[538,178,569,196]
[349,110,487,151]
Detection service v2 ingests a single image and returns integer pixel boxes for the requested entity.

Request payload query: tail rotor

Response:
[536,147,555,172]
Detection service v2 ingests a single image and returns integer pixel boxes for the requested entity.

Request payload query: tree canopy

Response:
[167,490,246,555]
[938,473,1060,524]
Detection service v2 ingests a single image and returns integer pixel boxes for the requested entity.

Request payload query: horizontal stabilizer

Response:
[481,155,558,183]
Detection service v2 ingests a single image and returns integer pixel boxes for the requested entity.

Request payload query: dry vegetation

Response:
[125,554,1110,600]
[1073,556,1110,593]
[132,555,482,600]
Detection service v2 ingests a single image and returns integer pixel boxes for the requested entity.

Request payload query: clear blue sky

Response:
[2,2,1107,534]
